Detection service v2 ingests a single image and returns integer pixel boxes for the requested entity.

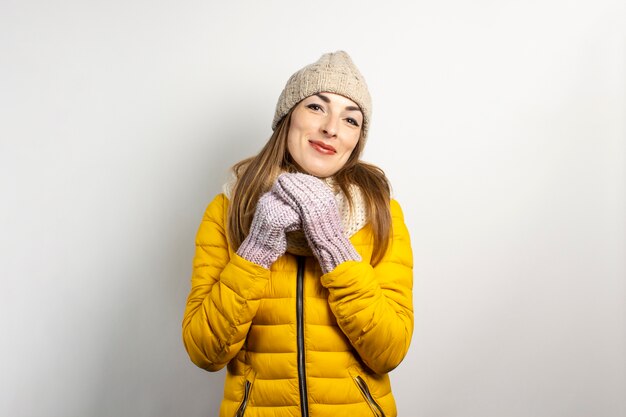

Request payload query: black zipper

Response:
[235,379,251,417]
[296,256,309,416]
[355,376,386,417]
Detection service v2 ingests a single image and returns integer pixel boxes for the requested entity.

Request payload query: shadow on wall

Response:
[87,112,265,416]
[172,115,267,415]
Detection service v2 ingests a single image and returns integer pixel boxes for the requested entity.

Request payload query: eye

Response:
[345,117,360,127]
[306,103,323,112]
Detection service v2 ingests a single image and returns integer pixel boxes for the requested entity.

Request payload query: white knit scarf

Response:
[222,175,368,256]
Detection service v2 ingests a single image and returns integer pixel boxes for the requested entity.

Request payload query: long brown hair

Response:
[227,108,392,265]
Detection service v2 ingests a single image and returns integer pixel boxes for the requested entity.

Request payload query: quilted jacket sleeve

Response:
[182,194,271,371]
[320,199,414,375]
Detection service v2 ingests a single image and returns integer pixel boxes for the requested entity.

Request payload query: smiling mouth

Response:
[309,140,337,154]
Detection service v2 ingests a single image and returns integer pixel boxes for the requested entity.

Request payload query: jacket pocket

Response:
[234,369,256,417]
[350,371,386,417]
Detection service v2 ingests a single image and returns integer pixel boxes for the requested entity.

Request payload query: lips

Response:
[308,140,337,154]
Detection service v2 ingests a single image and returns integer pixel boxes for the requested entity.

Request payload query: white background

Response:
[1,1,624,416]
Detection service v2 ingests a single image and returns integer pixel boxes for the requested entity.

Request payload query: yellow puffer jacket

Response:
[182,193,413,417]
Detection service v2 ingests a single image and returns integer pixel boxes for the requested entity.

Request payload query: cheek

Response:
[343,133,360,154]
[288,109,311,135]
[286,131,303,165]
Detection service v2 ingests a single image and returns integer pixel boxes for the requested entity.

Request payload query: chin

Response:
[301,166,337,178]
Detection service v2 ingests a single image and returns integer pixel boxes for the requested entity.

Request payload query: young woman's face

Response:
[287,92,363,178]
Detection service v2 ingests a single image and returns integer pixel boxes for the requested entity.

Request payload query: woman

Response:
[182,51,413,417]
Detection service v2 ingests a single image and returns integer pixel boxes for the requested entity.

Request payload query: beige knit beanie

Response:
[272,51,372,141]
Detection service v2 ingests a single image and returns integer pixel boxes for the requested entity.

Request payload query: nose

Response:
[321,115,338,138]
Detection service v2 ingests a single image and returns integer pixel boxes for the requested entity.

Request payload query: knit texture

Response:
[236,191,301,269]
[272,51,372,142]
[183,193,414,416]
[222,174,368,257]
[272,173,362,273]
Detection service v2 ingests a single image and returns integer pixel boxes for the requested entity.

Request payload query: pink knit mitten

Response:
[272,173,361,273]
[237,191,301,269]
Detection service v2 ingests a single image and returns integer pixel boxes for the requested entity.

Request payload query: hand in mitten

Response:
[236,191,301,269]
[272,173,361,273]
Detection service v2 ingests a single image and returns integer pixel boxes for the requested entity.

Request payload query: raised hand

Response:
[272,173,361,273]
[236,191,301,268]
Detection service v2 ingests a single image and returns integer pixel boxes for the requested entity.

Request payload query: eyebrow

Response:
[315,93,361,112]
